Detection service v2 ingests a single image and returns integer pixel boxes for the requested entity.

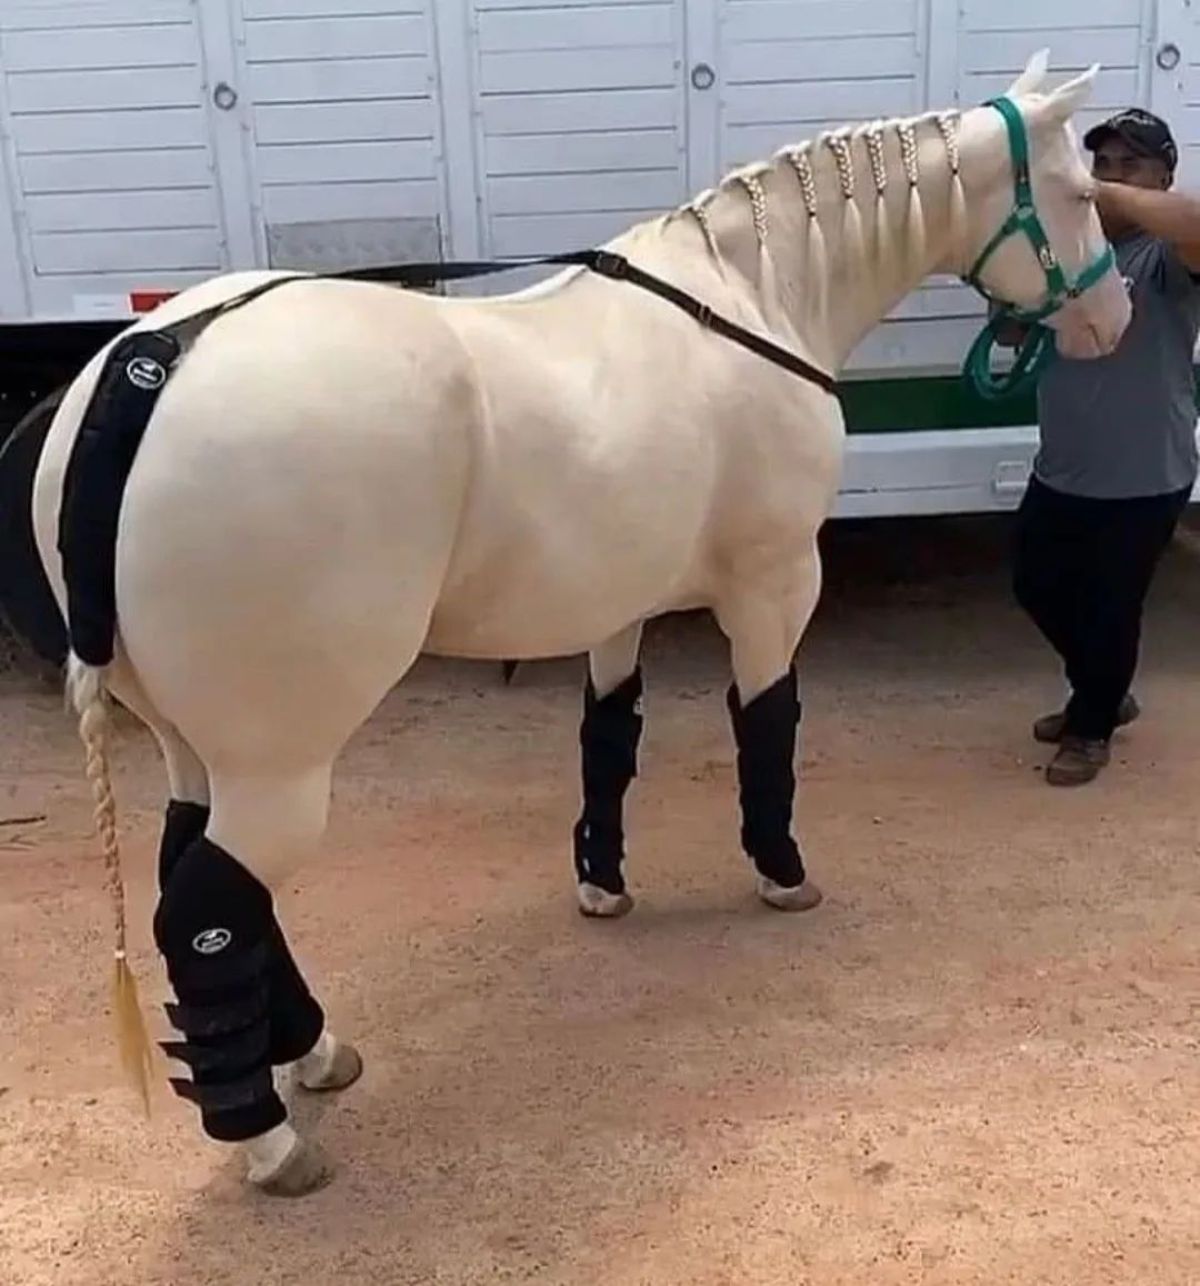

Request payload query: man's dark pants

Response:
[1012,474,1192,740]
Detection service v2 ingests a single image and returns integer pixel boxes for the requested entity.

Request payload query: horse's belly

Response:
[425,510,705,659]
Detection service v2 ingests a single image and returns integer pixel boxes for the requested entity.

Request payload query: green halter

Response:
[962,95,1117,401]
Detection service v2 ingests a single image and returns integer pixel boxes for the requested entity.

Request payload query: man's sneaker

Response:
[1033,693,1140,745]
[1045,735,1111,787]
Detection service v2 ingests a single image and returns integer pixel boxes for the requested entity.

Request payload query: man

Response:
[1004,108,1200,786]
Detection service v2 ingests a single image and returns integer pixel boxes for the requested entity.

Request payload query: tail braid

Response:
[71,658,153,1114]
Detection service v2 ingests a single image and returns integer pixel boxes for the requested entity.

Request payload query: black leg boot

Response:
[154,836,288,1144]
[158,799,327,1069]
[159,799,210,890]
[573,668,643,917]
[727,667,822,912]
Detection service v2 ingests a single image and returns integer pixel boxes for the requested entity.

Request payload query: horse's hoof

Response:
[300,1041,364,1094]
[757,875,823,912]
[577,882,634,919]
[253,1138,336,1198]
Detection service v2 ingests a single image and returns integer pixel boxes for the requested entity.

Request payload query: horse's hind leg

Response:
[716,543,825,913]
[154,759,359,1197]
[574,622,645,919]
[113,674,359,1127]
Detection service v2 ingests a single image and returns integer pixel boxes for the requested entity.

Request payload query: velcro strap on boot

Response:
[164,984,268,1039]
[168,1065,276,1113]
[160,1022,271,1075]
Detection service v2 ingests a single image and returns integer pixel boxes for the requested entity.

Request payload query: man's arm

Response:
[1096,182,1200,272]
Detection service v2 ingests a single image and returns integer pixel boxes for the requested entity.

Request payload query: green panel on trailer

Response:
[840,375,1034,433]
[839,370,1200,435]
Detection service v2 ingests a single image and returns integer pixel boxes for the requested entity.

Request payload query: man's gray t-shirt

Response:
[1033,231,1200,498]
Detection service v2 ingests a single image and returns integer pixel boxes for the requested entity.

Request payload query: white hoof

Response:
[756,874,823,912]
[245,1122,335,1197]
[577,882,634,919]
[253,1138,336,1198]
[296,1031,364,1093]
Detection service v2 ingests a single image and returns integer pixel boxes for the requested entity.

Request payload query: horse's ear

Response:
[1005,48,1051,99]
[1043,63,1100,120]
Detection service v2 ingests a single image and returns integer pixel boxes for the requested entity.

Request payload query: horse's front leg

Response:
[574,622,645,919]
[716,546,824,913]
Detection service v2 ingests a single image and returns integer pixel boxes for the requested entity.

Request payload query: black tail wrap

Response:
[726,668,806,889]
[572,668,644,896]
[57,330,181,667]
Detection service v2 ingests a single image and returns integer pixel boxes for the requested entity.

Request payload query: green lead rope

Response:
[963,317,1055,402]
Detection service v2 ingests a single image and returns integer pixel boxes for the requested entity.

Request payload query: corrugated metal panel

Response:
[241,1,442,260]
[715,0,922,168]
[713,0,933,368]
[473,0,687,260]
[958,0,1149,139]
[0,0,226,309]
[1178,2,1200,184]
[0,0,191,30]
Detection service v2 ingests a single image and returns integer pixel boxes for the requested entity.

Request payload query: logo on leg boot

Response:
[192,927,233,955]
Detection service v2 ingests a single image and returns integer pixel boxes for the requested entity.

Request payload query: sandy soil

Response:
[1,514,1199,1286]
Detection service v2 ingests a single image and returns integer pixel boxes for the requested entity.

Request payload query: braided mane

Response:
[659,108,972,313]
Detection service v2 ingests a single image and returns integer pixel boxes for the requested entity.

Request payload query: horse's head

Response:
[959,49,1132,360]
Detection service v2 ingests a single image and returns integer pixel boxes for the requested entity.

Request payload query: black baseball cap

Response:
[1083,108,1178,171]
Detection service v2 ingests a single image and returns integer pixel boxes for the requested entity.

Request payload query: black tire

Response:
[0,385,69,671]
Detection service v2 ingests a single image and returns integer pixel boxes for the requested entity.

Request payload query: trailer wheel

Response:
[0,385,70,677]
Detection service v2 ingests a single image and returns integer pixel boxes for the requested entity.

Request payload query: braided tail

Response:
[68,654,153,1115]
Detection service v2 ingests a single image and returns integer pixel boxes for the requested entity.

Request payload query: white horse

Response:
[30,50,1129,1196]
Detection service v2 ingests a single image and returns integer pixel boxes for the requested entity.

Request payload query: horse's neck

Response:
[647,109,996,373]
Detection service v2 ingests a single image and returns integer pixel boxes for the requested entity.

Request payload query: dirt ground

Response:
[1,513,1199,1286]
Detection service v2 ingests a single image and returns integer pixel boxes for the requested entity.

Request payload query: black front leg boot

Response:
[727,667,817,904]
[573,668,644,904]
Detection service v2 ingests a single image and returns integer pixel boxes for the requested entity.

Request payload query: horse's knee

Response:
[154,836,287,1144]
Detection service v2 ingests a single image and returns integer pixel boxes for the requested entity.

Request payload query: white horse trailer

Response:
[0,0,1196,516]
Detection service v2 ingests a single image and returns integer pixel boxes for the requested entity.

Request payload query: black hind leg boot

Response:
[726,667,807,890]
[573,668,644,897]
[155,837,301,1142]
[157,803,324,1068]
[158,800,210,890]
[264,919,325,1068]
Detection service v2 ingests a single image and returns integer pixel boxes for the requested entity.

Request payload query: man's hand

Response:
[1096,181,1200,271]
